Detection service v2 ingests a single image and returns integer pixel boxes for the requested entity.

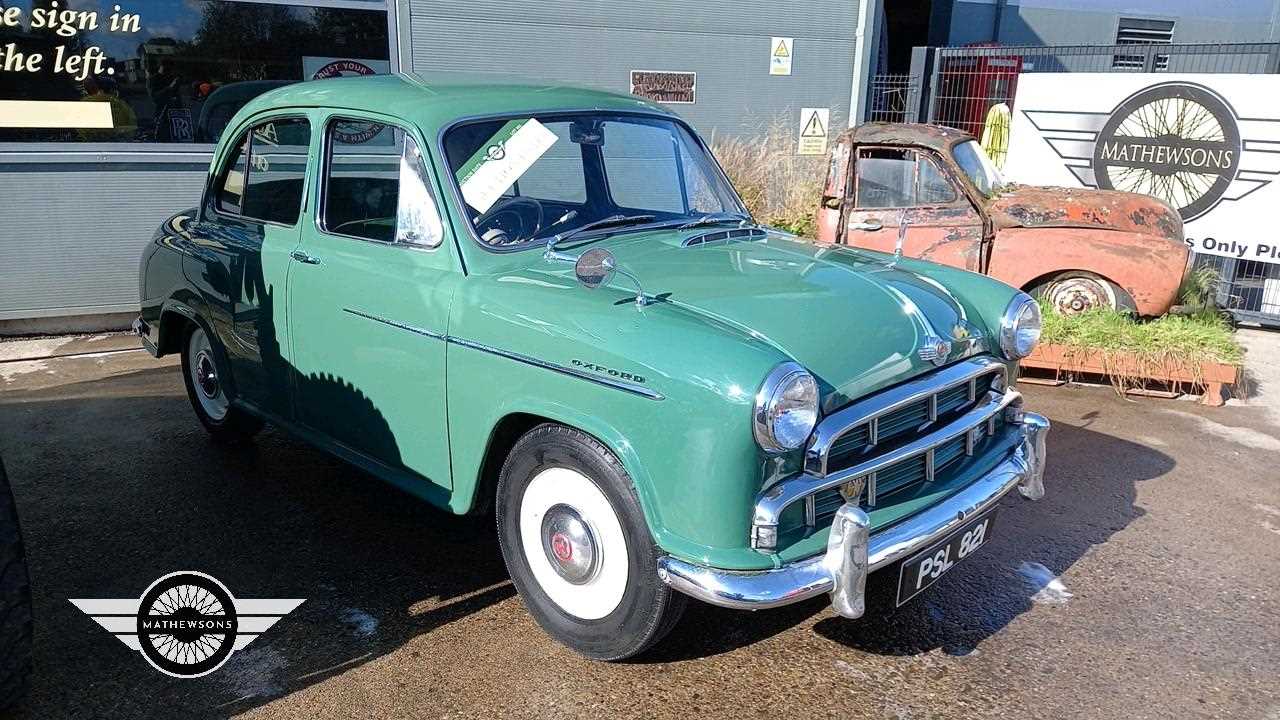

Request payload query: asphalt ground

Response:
[0,344,1277,719]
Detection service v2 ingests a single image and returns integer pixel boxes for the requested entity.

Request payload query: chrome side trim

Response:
[658,412,1050,616]
[342,308,445,340]
[343,307,663,401]
[447,336,665,401]
[756,387,1021,535]
[805,356,1007,476]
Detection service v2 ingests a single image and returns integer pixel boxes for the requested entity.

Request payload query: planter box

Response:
[1019,344,1241,406]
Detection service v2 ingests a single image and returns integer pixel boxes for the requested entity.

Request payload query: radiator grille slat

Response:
[807,364,1010,528]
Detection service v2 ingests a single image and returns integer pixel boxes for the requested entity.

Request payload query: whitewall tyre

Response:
[179,323,263,442]
[496,424,686,660]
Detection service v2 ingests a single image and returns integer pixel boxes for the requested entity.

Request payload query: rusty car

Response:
[816,123,1190,315]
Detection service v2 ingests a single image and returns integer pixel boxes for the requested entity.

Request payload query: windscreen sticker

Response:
[456,118,559,214]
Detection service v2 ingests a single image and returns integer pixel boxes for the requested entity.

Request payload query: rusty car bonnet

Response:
[985,185,1184,243]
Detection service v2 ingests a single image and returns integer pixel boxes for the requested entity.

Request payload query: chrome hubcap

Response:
[540,504,599,585]
[194,351,219,399]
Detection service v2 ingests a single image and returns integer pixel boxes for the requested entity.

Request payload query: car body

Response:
[815,123,1189,316]
[135,74,1049,659]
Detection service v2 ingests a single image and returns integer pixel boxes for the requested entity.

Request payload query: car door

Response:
[287,112,459,491]
[842,146,987,273]
[190,114,311,420]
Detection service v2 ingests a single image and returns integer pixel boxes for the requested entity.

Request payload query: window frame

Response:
[316,113,446,252]
[852,145,961,211]
[208,113,312,229]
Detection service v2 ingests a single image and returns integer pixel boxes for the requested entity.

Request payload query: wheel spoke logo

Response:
[70,572,304,678]
[1092,82,1241,221]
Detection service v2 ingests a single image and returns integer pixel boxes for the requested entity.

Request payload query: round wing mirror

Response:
[574,248,617,290]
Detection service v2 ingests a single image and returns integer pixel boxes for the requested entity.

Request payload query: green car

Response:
[134,73,1050,660]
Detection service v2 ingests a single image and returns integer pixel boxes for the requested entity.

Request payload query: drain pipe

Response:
[849,0,882,126]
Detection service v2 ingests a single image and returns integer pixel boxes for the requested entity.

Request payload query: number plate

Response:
[895,509,997,607]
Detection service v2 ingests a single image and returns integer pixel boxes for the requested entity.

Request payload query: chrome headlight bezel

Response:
[753,362,820,453]
[999,293,1042,360]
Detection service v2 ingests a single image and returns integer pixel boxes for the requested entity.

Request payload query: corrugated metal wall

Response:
[0,161,208,321]
[405,0,859,135]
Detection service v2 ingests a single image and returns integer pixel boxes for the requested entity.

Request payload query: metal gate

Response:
[867,42,1280,326]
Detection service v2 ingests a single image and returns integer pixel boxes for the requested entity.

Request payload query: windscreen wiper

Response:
[544,214,656,260]
[675,212,753,231]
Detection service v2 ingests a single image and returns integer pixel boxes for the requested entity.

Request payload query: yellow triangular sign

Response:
[801,110,825,138]
[774,40,790,57]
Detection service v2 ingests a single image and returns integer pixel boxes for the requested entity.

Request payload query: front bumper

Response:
[656,412,1049,618]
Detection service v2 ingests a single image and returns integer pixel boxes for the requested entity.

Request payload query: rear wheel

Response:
[0,457,32,710]
[180,324,263,442]
[1032,271,1135,315]
[496,424,685,660]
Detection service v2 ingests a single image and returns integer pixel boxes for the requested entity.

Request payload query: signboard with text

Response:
[1004,74,1280,264]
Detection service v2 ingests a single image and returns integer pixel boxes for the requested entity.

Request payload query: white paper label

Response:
[458,118,559,214]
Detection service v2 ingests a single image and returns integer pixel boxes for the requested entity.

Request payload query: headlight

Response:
[753,362,819,452]
[999,294,1042,359]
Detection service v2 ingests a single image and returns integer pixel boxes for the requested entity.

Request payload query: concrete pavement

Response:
[0,346,1277,719]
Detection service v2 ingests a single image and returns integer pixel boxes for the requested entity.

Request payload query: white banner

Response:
[1004,73,1280,264]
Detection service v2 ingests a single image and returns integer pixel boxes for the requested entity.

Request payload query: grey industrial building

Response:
[2,0,1279,330]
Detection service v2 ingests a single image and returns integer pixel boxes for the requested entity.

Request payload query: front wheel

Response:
[180,324,263,442]
[496,424,685,660]
[1032,271,1136,315]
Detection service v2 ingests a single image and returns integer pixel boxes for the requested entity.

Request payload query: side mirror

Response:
[575,248,617,290]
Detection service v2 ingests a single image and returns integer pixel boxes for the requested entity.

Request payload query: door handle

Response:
[290,250,322,265]
[849,219,883,232]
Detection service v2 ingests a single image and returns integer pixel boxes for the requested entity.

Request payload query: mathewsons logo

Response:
[1006,73,1280,262]
[71,572,304,678]
[1091,82,1242,221]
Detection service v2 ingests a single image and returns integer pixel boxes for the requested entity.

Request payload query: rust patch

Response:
[987,185,1184,243]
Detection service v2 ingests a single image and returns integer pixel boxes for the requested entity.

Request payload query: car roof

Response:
[235,72,675,135]
[836,122,975,154]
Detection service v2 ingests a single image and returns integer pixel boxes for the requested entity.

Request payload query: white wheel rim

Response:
[187,327,229,421]
[519,467,629,620]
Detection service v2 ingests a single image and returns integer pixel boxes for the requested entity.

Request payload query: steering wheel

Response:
[474,196,544,245]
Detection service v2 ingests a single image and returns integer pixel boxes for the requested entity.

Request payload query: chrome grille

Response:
[795,357,1012,534]
[811,413,1007,525]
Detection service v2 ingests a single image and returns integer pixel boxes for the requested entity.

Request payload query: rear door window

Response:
[214,117,311,225]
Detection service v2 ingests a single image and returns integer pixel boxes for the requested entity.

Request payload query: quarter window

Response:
[855,148,957,208]
[322,121,444,248]
[214,117,310,225]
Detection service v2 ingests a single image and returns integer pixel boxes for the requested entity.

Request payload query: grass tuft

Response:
[709,115,826,237]
[1037,302,1242,393]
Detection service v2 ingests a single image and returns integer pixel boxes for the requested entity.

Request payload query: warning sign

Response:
[770,37,793,76]
[797,107,829,155]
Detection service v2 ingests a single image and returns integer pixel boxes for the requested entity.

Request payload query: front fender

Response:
[444,339,784,572]
[987,226,1188,315]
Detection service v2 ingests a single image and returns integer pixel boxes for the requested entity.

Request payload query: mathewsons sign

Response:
[1004,74,1280,263]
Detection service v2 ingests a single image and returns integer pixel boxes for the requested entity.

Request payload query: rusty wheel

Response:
[1036,272,1132,315]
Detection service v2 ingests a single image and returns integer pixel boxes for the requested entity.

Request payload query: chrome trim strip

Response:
[447,337,665,401]
[342,308,663,401]
[342,308,445,340]
[805,357,1006,477]
[658,415,1048,614]
[756,387,1021,533]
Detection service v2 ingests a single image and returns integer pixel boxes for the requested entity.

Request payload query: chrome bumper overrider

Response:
[656,412,1049,618]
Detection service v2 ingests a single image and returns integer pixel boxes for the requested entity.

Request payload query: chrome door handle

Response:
[290,250,321,265]
[848,219,883,232]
